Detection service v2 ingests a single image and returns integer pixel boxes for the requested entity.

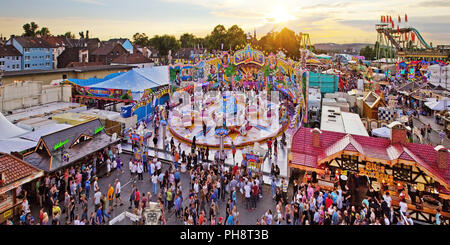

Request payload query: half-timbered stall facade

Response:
[289,124,450,224]
[23,119,120,174]
[0,153,43,223]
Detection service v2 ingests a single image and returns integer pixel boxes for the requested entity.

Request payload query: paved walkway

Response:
[124,124,292,184]
[412,116,449,148]
[28,152,281,225]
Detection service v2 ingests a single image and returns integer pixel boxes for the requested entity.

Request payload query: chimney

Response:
[435,146,449,169]
[311,128,322,148]
[389,122,407,145]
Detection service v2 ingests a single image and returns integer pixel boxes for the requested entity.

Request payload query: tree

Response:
[63,32,75,39]
[276,28,300,58]
[132,33,149,47]
[360,45,375,60]
[180,33,196,48]
[226,25,246,51]
[150,35,180,57]
[207,25,227,51]
[257,28,300,59]
[22,22,39,37]
[36,27,51,36]
[258,32,277,54]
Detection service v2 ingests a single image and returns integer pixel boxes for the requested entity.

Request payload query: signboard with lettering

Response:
[359,162,394,184]
[233,44,265,67]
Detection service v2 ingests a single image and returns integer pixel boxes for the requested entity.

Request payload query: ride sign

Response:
[234,44,265,67]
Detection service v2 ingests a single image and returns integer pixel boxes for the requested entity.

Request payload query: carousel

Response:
[167,44,305,149]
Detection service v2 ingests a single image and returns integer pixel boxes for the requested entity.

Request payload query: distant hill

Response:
[313,43,373,53]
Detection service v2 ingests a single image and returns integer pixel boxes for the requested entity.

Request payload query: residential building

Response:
[57,47,89,68]
[89,42,128,65]
[111,52,153,68]
[6,36,53,70]
[107,38,133,54]
[0,45,22,71]
[0,64,135,85]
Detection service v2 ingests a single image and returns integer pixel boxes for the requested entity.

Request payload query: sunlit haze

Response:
[0,0,450,44]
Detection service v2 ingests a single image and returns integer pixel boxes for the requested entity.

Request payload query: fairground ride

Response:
[376,15,450,61]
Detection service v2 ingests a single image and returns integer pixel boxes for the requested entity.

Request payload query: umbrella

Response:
[372,127,391,139]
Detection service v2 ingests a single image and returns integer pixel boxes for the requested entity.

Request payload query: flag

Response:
[398,16,401,23]
[397,26,400,32]
[405,14,408,22]
[412,33,415,42]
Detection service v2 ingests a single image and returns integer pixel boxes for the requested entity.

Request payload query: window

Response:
[46,62,50,67]
[0,61,4,66]
[25,64,30,68]
[46,55,50,59]
[24,48,30,52]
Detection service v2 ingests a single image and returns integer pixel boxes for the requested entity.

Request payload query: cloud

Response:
[72,0,105,6]
[413,0,450,7]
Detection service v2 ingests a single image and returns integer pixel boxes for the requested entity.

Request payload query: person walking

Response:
[129,184,136,210]
[106,184,114,211]
[137,162,144,181]
[152,172,158,195]
[114,179,123,206]
[134,188,141,209]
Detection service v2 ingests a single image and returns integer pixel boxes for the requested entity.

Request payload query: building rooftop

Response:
[2,64,135,77]
[320,106,368,136]
[11,36,54,48]
[112,52,152,64]
[291,127,450,191]
[0,45,22,56]
[0,152,43,188]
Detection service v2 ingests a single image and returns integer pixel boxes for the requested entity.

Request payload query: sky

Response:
[0,0,450,45]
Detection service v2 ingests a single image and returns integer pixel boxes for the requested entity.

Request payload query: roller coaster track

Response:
[377,26,432,51]
[411,27,432,49]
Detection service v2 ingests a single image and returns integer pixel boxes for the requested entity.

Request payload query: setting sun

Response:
[266,6,296,23]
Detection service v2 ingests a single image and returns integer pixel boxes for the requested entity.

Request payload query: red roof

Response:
[0,153,42,186]
[291,127,450,189]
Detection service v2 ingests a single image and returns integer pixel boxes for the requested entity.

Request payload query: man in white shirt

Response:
[137,163,144,181]
[93,177,99,192]
[129,161,134,175]
[114,179,123,206]
[150,162,155,176]
[151,173,158,195]
[94,190,102,209]
[244,182,251,210]
[156,160,162,175]
[383,191,392,208]
[399,198,408,214]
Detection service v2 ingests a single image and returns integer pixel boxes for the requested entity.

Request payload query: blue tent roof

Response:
[91,67,168,92]
[67,72,123,87]
[135,66,169,87]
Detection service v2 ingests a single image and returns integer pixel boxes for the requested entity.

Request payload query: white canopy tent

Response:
[372,127,391,139]
[0,112,29,140]
[424,99,450,111]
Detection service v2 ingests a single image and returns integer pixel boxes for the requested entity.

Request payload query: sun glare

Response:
[267,6,295,23]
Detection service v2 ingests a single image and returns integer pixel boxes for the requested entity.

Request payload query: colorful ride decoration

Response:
[168,44,305,105]
[242,153,264,170]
